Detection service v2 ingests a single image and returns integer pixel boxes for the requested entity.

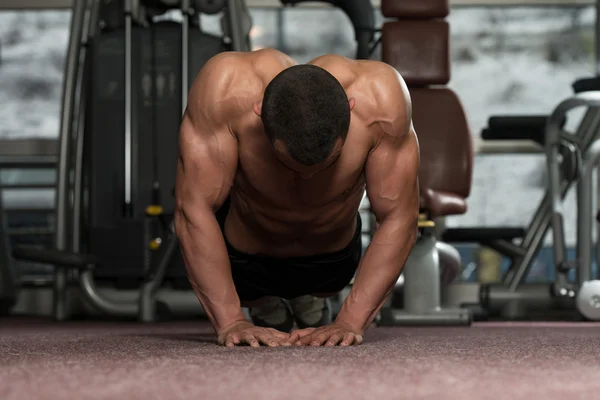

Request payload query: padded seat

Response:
[410,88,472,217]
[422,189,467,218]
[381,0,473,219]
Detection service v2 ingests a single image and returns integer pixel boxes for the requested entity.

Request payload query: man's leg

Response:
[288,214,363,329]
[289,293,335,329]
[242,297,295,333]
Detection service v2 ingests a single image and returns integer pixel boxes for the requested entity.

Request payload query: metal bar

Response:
[226,0,246,51]
[403,234,440,313]
[53,0,86,321]
[597,0,600,76]
[0,139,57,157]
[484,283,574,311]
[0,0,595,10]
[597,166,600,279]
[181,0,190,113]
[124,0,133,217]
[79,269,137,316]
[72,0,100,254]
[577,140,600,285]
[0,156,57,168]
[0,184,54,189]
[139,233,179,322]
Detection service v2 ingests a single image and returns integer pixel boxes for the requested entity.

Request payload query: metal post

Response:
[597,168,600,278]
[139,231,179,322]
[54,0,87,321]
[403,234,441,313]
[124,0,133,217]
[182,0,190,113]
[226,0,245,51]
[577,139,600,285]
[596,0,600,76]
[72,0,100,255]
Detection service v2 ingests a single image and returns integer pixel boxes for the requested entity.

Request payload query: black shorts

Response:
[216,199,363,302]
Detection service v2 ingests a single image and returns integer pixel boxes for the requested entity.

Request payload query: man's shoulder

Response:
[357,61,411,136]
[187,49,294,124]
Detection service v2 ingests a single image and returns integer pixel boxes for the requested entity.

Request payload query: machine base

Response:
[378,307,472,326]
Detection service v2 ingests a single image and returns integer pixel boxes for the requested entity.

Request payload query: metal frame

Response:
[477,104,600,311]
[460,93,600,320]
[379,231,472,326]
[10,0,252,322]
[548,92,600,320]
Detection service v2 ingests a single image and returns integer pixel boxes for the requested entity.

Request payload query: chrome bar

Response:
[226,0,247,51]
[53,0,86,321]
[124,0,133,215]
[181,0,190,113]
[577,139,600,285]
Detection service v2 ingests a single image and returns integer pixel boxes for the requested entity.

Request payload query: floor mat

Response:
[1,318,599,400]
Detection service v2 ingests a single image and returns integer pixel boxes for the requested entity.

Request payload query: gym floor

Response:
[1,318,599,400]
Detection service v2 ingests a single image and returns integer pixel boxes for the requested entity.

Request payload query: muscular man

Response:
[174,49,419,347]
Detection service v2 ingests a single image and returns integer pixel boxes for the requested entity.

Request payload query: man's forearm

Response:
[336,219,417,331]
[176,211,246,333]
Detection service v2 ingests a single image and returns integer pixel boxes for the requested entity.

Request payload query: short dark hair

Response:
[261,64,351,166]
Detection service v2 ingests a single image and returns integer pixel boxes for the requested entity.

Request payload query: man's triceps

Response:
[174,112,244,332]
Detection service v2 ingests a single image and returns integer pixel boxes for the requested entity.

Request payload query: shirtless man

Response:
[174,49,419,347]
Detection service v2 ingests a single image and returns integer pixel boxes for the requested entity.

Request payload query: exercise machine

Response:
[375,0,473,327]
[444,103,600,319]
[443,1,600,321]
[548,92,600,321]
[377,216,471,326]
[12,0,253,322]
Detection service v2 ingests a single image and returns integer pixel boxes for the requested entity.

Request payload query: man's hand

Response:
[288,322,364,347]
[217,321,292,348]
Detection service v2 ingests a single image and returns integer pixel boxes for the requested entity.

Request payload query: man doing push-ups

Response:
[174,49,419,347]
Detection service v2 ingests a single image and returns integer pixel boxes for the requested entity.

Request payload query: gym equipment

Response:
[551,93,600,321]
[379,216,471,326]
[444,97,600,320]
[279,0,375,60]
[443,0,600,321]
[376,0,473,326]
[12,0,253,322]
[0,182,18,317]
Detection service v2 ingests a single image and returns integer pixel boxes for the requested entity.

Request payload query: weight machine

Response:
[443,2,600,321]
[12,0,253,321]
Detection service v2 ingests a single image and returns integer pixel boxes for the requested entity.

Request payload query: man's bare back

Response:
[175,49,419,347]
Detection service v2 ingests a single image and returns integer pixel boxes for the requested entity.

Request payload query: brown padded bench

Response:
[380,0,474,283]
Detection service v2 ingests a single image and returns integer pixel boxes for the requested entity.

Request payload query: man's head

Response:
[255,64,353,171]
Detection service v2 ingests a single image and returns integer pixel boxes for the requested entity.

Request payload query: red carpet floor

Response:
[1,318,599,400]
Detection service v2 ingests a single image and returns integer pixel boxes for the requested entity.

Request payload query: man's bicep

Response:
[175,112,238,224]
[365,129,419,224]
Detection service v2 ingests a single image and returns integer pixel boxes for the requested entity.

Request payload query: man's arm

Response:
[174,54,246,334]
[336,70,420,332]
